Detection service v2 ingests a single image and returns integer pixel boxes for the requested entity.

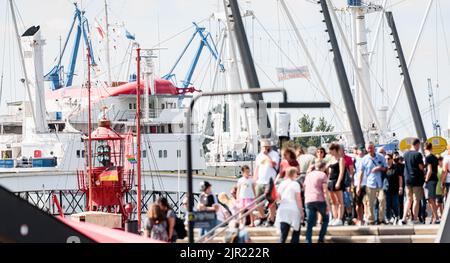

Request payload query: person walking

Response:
[442,145,450,202]
[352,147,366,226]
[277,148,300,183]
[401,139,425,224]
[393,152,405,219]
[197,181,220,235]
[254,139,280,226]
[340,145,354,225]
[156,197,177,242]
[144,203,169,242]
[275,167,303,243]
[424,142,439,224]
[357,142,387,225]
[384,154,403,224]
[236,165,256,226]
[304,161,330,243]
[327,143,345,226]
[436,156,444,219]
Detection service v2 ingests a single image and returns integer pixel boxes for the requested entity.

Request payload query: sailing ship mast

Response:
[104,0,112,86]
[87,48,93,210]
[136,47,142,230]
[8,0,38,132]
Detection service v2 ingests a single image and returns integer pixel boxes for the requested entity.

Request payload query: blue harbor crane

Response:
[162,22,225,106]
[44,3,96,90]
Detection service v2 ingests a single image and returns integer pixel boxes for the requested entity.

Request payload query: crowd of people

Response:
[143,138,450,243]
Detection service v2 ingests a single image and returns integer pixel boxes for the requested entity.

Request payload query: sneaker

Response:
[264,220,274,227]
[330,219,338,226]
[334,219,344,226]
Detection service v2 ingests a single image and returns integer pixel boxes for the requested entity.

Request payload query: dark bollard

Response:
[125,220,138,234]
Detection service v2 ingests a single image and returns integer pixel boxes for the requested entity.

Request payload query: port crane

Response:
[44,3,96,90]
[427,78,441,136]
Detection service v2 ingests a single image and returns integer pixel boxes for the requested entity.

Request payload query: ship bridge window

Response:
[143,150,147,158]
[158,150,168,158]
[177,150,181,158]
[76,150,86,158]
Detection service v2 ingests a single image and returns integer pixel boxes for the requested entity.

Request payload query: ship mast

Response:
[104,0,112,86]
[136,47,142,230]
[87,48,93,211]
[8,0,38,132]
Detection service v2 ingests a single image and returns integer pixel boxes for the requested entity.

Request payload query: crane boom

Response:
[427,78,441,136]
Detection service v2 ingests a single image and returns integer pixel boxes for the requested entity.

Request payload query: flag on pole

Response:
[276,66,310,81]
[99,166,119,182]
[126,154,137,164]
[95,19,105,40]
[124,129,135,174]
[125,29,136,41]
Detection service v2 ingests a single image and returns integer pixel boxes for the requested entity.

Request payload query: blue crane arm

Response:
[46,3,96,89]
[164,22,225,106]
[162,30,198,82]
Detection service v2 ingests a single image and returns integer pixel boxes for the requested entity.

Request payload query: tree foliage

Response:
[295,114,337,148]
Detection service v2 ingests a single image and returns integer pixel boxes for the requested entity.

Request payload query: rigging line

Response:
[385,0,409,9]
[437,0,450,67]
[150,17,210,48]
[390,95,450,131]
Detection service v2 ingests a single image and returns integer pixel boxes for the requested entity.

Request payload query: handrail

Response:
[196,193,266,243]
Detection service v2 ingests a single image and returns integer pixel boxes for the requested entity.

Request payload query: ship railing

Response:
[196,193,266,243]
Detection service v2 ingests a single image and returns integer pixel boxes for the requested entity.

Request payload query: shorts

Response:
[436,195,444,204]
[353,186,366,205]
[424,181,437,199]
[328,179,344,192]
[405,186,424,203]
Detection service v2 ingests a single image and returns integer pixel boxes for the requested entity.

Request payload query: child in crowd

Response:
[237,165,256,226]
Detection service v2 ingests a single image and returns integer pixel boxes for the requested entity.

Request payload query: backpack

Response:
[174,217,187,239]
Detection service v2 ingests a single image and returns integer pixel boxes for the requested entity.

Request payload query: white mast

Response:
[104,0,112,86]
[141,49,156,121]
[224,18,243,152]
[22,27,48,133]
[8,0,38,132]
[348,0,377,131]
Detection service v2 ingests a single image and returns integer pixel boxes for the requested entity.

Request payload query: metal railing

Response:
[196,194,266,243]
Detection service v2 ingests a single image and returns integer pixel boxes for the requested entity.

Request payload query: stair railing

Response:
[196,193,267,243]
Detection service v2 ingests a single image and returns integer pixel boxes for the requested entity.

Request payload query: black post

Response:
[319,0,365,148]
[386,11,427,142]
[227,0,272,138]
[186,133,194,243]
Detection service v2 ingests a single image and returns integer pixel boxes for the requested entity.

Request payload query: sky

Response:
[1,0,450,141]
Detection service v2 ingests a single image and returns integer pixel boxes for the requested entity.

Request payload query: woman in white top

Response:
[275,167,303,243]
